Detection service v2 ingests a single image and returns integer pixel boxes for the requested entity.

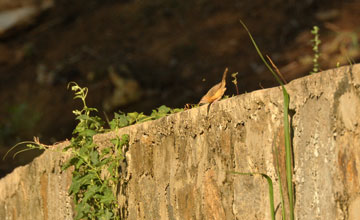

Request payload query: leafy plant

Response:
[4,81,185,219]
[61,82,129,220]
[109,105,183,130]
[310,26,321,74]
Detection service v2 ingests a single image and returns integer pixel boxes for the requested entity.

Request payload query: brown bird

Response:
[199,67,228,105]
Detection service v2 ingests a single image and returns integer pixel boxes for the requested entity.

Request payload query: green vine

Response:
[109,105,183,130]
[62,82,183,219]
[4,82,184,219]
[61,82,129,220]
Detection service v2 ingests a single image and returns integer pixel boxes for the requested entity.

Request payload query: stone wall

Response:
[1,64,359,219]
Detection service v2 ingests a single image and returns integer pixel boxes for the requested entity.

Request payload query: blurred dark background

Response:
[0,0,359,178]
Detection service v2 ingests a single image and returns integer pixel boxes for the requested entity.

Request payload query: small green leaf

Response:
[68,173,95,195]
[158,105,171,114]
[170,108,183,113]
[136,112,148,121]
[137,115,153,123]
[110,113,129,129]
[90,150,100,166]
[75,158,85,169]
[119,134,129,148]
[101,147,111,155]
[100,157,112,166]
[107,162,116,176]
[74,202,91,220]
[82,185,98,203]
[100,187,116,204]
[61,157,79,171]
[127,112,139,125]
[110,137,120,146]
[76,114,92,121]
[100,209,114,220]
[78,129,97,137]
[68,177,81,195]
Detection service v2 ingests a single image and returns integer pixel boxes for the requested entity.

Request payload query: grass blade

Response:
[239,20,294,220]
[3,141,36,160]
[239,20,284,87]
[283,92,294,220]
[273,134,287,220]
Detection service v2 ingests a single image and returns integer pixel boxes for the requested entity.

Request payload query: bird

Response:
[199,67,228,105]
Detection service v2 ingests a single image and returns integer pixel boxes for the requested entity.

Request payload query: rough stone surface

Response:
[0,64,359,219]
[0,142,73,220]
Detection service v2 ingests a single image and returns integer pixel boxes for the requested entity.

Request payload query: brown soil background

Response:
[0,0,359,177]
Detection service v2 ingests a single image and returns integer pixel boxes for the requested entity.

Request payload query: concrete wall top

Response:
[1,64,360,220]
